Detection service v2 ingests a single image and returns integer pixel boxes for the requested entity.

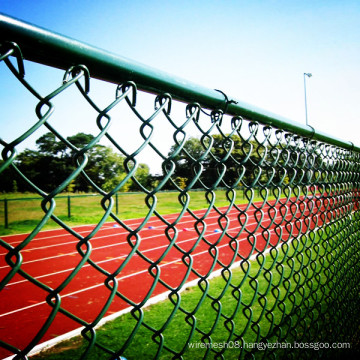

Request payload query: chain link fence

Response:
[1,14,360,360]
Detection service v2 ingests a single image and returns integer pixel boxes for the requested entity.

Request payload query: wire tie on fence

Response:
[349,141,354,152]
[214,89,238,114]
[199,90,237,121]
[306,124,316,140]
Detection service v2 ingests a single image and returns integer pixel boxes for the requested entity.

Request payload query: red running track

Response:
[0,196,327,358]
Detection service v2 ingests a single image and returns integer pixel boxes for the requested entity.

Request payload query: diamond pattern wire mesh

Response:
[1,40,360,360]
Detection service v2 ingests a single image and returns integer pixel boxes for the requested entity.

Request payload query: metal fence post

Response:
[67,195,71,218]
[116,193,119,215]
[4,199,8,228]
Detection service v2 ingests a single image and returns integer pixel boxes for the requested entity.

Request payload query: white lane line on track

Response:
[0,206,227,244]
[6,214,297,288]
[1,212,332,359]
[0,231,275,319]
[1,200,317,257]
[5,231,221,286]
[0,235,293,360]
[0,216,312,318]
[0,239,232,318]
[0,209,241,254]
[0,196,317,254]
[0,196,295,244]
[0,210,303,270]
[0,203,322,318]
[0,212,223,254]
[1,200,337,359]
[0,233,162,269]
[0,214,181,248]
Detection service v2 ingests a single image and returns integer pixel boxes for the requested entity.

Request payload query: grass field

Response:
[0,189,263,236]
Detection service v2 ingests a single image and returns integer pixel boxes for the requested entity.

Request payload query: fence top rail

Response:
[1,13,358,153]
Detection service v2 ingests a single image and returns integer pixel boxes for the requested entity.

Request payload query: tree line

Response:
[1,131,316,194]
[168,134,293,189]
[0,132,152,193]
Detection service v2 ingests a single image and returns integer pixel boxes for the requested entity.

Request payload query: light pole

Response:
[303,72,312,126]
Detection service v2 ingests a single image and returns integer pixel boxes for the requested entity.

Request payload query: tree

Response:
[0,160,16,192]
[167,134,277,189]
[0,132,150,193]
[167,137,204,188]
[15,148,66,192]
[35,132,66,157]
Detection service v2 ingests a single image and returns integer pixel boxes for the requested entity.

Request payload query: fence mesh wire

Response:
[1,40,360,360]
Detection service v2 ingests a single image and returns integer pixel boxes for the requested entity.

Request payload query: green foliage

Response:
[0,132,151,194]
[168,135,264,188]
[12,180,18,193]
[168,135,325,189]
[175,176,188,189]
[65,180,76,193]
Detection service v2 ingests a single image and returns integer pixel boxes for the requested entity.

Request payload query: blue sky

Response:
[1,0,359,172]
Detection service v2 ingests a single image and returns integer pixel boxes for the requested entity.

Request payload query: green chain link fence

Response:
[1,13,360,360]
